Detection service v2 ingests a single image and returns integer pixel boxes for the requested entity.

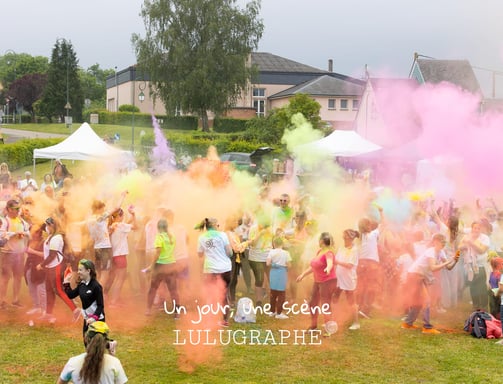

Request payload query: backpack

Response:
[464,310,493,338]
[233,297,256,323]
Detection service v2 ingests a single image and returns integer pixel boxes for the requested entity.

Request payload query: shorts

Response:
[1,252,24,278]
[112,255,127,269]
[94,248,112,271]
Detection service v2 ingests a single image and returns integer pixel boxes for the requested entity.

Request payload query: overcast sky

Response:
[2,0,503,96]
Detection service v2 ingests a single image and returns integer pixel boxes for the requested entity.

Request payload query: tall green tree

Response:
[38,39,83,123]
[0,52,49,89]
[79,64,115,109]
[132,0,264,132]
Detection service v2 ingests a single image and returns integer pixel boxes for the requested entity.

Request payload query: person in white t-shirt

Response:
[57,321,127,384]
[104,207,136,306]
[333,229,360,330]
[196,217,232,326]
[401,233,459,334]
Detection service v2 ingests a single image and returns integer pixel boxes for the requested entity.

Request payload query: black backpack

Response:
[464,310,493,338]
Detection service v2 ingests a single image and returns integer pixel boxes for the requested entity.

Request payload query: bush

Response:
[163,116,198,131]
[119,104,140,113]
[0,138,62,170]
[213,117,248,133]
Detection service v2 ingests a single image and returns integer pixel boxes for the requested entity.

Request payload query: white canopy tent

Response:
[33,122,127,161]
[297,130,382,157]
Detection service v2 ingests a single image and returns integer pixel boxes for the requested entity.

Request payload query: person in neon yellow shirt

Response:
[144,219,180,317]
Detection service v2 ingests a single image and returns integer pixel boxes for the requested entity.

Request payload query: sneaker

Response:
[349,323,361,330]
[436,307,447,314]
[72,308,82,322]
[267,312,276,317]
[358,310,371,319]
[218,320,229,327]
[26,308,42,315]
[275,313,289,319]
[495,339,503,345]
[307,325,317,331]
[108,340,117,355]
[39,313,56,323]
[422,327,441,334]
[401,322,419,330]
[11,301,23,308]
[144,309,152,317]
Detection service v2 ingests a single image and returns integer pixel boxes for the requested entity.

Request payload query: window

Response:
[340,99,348,110]
[352,99,360,110]
[254,100,265,117]
[328,99,336,110]
[253,88,265,97]
[253,87,266,116]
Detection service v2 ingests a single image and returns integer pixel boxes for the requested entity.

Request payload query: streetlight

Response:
[132,77,146,152]
[4,50,16,124]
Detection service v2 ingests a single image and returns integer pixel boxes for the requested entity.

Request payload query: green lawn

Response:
[0,280,500,383]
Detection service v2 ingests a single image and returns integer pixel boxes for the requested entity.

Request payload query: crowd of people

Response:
[1,155,503,380]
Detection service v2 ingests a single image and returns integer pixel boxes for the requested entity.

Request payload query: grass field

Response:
[0,275,501,384]
[1,123,502,383]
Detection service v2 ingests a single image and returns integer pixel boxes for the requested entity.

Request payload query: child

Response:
[266,236,291,319]
[488,255,503,319]
[333,229,360,330]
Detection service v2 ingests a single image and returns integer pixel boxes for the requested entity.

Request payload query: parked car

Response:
[220,147,272,174]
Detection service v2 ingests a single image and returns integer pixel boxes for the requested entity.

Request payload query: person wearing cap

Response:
[18,171,38,199]
[57,321,127,384]
[0,199,30,309]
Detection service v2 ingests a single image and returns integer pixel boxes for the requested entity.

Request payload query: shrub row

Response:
[82,110,198,131]
[213,117,248,133]
[0,138,62,170]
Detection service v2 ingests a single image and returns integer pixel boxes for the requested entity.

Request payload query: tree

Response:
[0,52,49,89]
[80,64,115,109]
[38,39,83,123]
[8,73,47,121]
[132,0,264,132]
[244,94,323,146]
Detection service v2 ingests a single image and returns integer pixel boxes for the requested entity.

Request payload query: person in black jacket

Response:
[63,258,105,339]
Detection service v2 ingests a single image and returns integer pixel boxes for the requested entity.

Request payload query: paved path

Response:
[0,127,67,144]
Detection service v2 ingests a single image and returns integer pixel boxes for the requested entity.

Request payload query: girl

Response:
[144,219,180,318]
[63,259,105,338]
[402,233,459,333]
[333,229,360,330]
[297,232,337,335]
[104,207,136,306]
[36,217,79,323]
[225,216,249,307]
[57,321,127,384]
[24,223,47,316]
[266,236,291,318]
[197,217,232,326]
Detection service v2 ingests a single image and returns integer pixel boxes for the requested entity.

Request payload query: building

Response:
[106,53,364,128]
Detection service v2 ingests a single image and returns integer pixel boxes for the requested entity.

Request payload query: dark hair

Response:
[319,232,333,247]
[157,218,168,232]
[81,332,107,384]
[79,259,97,280]
[343,229,360,240]
[194,217,217,231]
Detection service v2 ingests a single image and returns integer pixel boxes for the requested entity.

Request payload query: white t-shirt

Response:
[359,229,379,262]
[266,248,292,267]
[59,352,127,384]
[408,247,446,277]
[87,214,111,249]
[197,229,231,273]
[110,222,132,257]
[44,234,64,269]
[335,245,359,291]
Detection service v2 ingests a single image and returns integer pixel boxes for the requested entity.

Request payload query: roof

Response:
[413,59,481,94]
[270,75,364,99]
[251,52,327,74]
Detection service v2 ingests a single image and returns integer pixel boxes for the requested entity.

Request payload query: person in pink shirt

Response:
[297,232,337,335]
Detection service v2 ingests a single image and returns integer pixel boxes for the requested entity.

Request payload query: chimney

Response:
[328,59,333,72]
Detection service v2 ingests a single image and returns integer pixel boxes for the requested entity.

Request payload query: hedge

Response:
[82,110,198,131]
[213,117,248,133]
[0,138,62,170]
